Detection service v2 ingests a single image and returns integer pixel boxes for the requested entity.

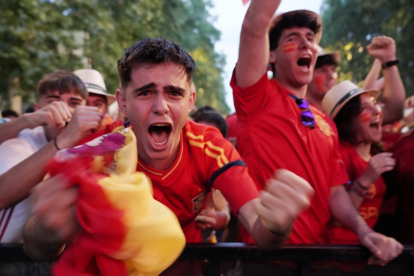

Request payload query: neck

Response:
[306,92,323,111]
[138,143,180,172]
[275,77,308,98]
[353,142,372,162]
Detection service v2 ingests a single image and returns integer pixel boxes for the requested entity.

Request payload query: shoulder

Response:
[18,126,48,149]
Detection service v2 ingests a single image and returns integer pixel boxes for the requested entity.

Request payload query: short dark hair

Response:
[118,37,196,89]
[192,106,228,138]
[36,70,88,100]
[315,55,338,69]
[1,109,19,119]
[334,95,361,144]
[269,11,322,51]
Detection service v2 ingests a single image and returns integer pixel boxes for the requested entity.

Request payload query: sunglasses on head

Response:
[288,94,315,129]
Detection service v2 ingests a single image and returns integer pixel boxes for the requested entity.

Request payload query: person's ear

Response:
[269,49,277,64]
[116,89,127,115]
[188,89,196,113]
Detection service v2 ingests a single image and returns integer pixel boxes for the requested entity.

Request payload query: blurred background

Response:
[1,0,413,115]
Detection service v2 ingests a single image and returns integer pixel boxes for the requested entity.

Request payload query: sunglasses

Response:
[288,94,315,129]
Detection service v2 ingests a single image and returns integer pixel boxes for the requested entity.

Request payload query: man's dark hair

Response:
[118,37,196,89]
[1,109,19,119]
[192,106,228,138]
[269,11,322,51]
[315,55,338,69]
[334,95,362,144]
[36,70,88,100]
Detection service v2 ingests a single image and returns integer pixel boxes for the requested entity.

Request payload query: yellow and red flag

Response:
[283,43,296,53]
[49,128,185,276]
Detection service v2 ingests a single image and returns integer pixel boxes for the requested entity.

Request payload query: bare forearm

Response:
[329,186,372,237]
[0,141,58,209]
[0,115,32,144]
[382,66,405,124]
[251,216,290,250]
[22,215,66,262]
[362,59,381,90]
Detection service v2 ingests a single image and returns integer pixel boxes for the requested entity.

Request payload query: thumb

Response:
[363,236,382,259]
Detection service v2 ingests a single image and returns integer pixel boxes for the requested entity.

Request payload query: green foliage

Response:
[0,0,229,114]
[320,0,414,95]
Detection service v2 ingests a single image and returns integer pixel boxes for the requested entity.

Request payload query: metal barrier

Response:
[1,243,414,276]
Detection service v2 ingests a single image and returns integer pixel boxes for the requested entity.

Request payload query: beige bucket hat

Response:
[322,80,380,119]
[271,10,323,44]
[74,69,115,105]
[317,45,340,62]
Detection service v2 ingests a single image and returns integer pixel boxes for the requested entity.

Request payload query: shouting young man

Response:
[231,0,402,265]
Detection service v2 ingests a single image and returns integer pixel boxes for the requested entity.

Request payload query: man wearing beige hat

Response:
[231,0,402,265]
[74,69,116,116]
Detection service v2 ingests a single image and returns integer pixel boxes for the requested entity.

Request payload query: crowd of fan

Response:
[1,0,413,272]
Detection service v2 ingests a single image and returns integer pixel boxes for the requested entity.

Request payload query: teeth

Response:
[151,123,169,127]
[151,137,168,145]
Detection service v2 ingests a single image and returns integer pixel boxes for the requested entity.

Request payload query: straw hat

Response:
[271,10,323,44]
[74,69,115,105]
[322,80,380,119]
[317,45,340,63]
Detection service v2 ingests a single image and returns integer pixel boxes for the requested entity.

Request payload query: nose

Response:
[152,94,169,115]
[299,36,313,50]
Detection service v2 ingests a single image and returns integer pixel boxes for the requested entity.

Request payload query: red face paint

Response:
[314,76,325,92]
[359,112,371,123]
[311,44,318,54]
[283,43,296,53]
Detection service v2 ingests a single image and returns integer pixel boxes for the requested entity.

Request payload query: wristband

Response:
[53,136,61,151]
[350,180,370,198]
[382,60,399,69]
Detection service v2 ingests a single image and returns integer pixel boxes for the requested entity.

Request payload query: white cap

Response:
[74,69,115,105]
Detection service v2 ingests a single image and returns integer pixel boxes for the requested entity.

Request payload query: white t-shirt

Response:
[0,126,48,243]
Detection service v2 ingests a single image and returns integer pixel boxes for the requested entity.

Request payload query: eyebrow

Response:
[133,83,156,95]
[70,97,83,103]
[164,85,186,94]
[46,95,61,99]
[285,31,315,39]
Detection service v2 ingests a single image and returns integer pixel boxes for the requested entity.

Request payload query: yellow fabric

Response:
[93,128,185,276]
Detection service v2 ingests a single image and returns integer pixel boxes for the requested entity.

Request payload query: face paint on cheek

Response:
[283,43,296,53]
[314,76,325,92]
[359,112,371,123]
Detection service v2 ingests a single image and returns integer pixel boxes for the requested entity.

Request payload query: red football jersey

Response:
[328,142,386,244]
[231,72,348,244]
[137,120,259,242]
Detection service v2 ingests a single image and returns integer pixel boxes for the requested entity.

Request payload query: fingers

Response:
[363,233,404,266]
[257,169,314,234]
[31,175,79,242]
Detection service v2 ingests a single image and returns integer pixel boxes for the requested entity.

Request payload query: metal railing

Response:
[1,243,414,276]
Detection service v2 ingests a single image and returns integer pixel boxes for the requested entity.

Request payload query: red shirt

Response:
[231,72,348,244]
[328,142,386,244]
[137,120,259,243]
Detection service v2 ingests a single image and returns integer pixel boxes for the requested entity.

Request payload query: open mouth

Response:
[297,56,311,68]
[148,123,172,146]
[369,121,380,130]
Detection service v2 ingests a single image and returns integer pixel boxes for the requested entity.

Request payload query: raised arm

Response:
[362,59,382,91]
[0,106,102,209]
[366,36,405,125]
[235,0,281,88]
[0,101,71,145]
[238,169,314,249]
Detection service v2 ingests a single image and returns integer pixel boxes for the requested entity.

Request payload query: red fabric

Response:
[226,113,238,138]
[79,120,124,146]
[385,131,414,243]
[48,156,127,276]
[328,142,386,244]
[137,120,259,243]
[231,72,348,244]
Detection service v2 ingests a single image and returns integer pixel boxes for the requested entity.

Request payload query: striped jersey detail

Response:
[186,132,229,168]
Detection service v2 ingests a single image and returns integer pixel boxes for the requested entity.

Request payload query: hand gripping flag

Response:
[49,128,185,276]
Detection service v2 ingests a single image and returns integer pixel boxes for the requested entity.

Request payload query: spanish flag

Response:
[49,128,185,276]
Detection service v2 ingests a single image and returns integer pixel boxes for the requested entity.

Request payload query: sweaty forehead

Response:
[129,63,190,87]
